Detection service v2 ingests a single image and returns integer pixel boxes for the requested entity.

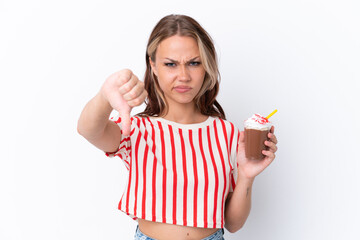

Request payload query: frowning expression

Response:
[150,35,206,108]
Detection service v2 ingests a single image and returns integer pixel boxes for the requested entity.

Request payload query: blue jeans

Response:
[134,225,225,240]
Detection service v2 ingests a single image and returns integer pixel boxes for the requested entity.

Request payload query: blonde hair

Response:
[138,14,225,119]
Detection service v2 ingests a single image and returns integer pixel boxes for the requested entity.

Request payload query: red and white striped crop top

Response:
[106,115,240,229]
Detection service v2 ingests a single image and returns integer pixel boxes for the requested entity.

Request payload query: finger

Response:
[119,110,131,136]
[262,150,275,165]
[113,69,133,87]
[122,81,144,101]
[262,150,275,158]
[270,125,275,134]
[118,74,138,96]
[267,132,278,144]
[127,90,148,107]
[265,140,278,152]
[107,90,125,112]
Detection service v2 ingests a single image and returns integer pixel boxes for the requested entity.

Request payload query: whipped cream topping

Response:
[244,114,272,130]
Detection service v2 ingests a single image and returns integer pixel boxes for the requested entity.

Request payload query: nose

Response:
[178,64,190,81]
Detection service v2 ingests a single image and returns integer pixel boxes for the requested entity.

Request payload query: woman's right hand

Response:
[100,69,148,135]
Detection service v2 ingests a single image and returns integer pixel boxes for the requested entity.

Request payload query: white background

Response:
[1,0,359,239]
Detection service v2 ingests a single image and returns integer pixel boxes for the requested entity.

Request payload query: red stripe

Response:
[105,138,130,156]
[141,118,149,219]
[236,130,240,155]
[207,125,219,228]
[120,136,130,144]
[231,174,236,191]
[229,122,235,154]
[130,128,135,136]
[215,121,228,228]
[118,144,128,208]
[168,125,177,225]
[220,119,232,170]
[179,128,188,226]
[189,130,198,227]
[117,145,131,152]
[231,130,241,191]
[118,192,125,211]
[158,121,167,223]
[124,148,133,213]
[114,117,121,124]
[198,128,209,228]
[147,117,158,222]
[122,118,137,213]
[133,119,141,216]
[220,120,234,193]
[229,122,235,171]
[229,122,236,191]
[236,130,240,169]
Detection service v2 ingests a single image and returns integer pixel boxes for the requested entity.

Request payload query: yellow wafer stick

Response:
[266,109,277,119]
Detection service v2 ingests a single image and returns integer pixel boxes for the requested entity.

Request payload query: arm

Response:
[77,69,147,153]
[77,91,121,153]
[224,176,254,233]
[224,127,278,233]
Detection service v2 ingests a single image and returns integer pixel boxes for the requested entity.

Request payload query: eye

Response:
[164,62,176,67]
[189,61,201,66]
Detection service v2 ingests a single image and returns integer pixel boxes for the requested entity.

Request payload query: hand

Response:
[100,69,148,135]
[236,126,278,180]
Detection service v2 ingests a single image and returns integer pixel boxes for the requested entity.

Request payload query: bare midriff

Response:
[137,218,220,240]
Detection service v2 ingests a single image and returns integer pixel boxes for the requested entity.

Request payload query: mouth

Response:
[173,86,192,93]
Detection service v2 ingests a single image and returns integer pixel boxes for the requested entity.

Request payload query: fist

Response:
[101,69,147,135]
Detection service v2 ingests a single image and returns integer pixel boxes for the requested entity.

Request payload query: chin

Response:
[173,97,195,105]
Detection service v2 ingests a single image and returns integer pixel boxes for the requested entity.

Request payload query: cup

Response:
[244,114,272,160]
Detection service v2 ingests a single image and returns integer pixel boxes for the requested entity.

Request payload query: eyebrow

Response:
[164,56,201,64]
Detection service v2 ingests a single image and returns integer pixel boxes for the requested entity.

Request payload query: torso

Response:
[136,114,226,239]
[113,113,237,239]
[138,218,220,240]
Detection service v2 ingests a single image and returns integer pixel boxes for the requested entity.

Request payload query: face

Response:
[149,35,206,109]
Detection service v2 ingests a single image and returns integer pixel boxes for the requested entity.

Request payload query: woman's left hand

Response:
[236,126,278,180]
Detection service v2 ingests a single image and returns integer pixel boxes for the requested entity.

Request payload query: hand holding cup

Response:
[236,111,278,180]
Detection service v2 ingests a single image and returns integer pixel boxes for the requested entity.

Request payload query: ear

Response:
[149,57,158,76]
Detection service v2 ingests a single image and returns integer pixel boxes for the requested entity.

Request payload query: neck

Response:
[161,102,206,124]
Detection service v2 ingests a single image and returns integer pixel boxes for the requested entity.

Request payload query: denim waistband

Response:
[134,225,225,240]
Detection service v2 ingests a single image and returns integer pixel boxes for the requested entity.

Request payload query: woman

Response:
[77,14,278,240]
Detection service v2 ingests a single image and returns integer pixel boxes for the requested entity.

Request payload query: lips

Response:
[174,85,192,89]
[174,85,192,93]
